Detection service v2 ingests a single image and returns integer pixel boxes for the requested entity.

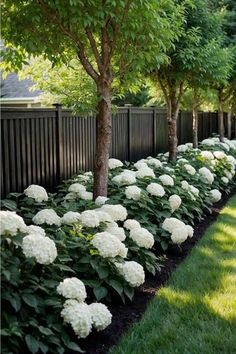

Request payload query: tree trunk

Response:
[218,88,225,142]
[93,76,112,199]
[192,88,198,148]
[227,108,232,139]
[167,99,179,162]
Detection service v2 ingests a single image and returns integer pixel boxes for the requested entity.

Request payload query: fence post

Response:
[127,106,132,161]
[152,106,157,156]
[54,104,64,184]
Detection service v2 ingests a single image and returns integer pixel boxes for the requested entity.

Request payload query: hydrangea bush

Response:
[1,136,236,353]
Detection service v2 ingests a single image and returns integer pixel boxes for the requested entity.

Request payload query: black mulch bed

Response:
[76,191,235,354]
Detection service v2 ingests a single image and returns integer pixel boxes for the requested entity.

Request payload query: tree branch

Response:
[85,28,103,72]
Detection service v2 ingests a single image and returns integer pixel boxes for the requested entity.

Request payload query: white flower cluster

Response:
[61,211,81,225]
[80,210,100,228]
[146,183,165,197]
[162,217,193,244]
[136,166,155,179]
[129,227,154,249]
[0,211,27,236]
[59,278,112,338]
[27,225,46,236]
[199,167,214,184]
[159,174,174,186]
[91,232,127,258]
[32,209,61,226]
[115,261,145,287]
[124,219,141,230]
[201,138,216,146]
[108,158,123,169]
[57,278,86,302]
[181,181,199,197]
[105,225,126,241]
[68,183,93,200]
[213,151,226,159]
[125,185,142,200]
[101,204,127,221]
[177,144,188,152]
[95,196,109,205]
[200,151,214,160]
[24,184,48,202]
[147,158,163,169]
[183,164,196,175]
[95,210,113,223]
[112,170,136,186]
[22,233,57,264]
[169,195,182,213]
[209,189,222,203]
[134,160,147,169]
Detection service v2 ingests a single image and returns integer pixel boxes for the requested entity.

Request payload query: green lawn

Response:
[110,195,236,354]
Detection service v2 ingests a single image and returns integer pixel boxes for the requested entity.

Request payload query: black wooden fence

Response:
[1,106,235,197]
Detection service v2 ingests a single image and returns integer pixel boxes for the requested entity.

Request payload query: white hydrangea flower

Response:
[91,232,128,258]
[225,140,236,150]
[186,225,194,238]
[125,185,142,200]
[105,226,126,241]
[64,192,77,200]
[57,278,87,302]
[221,176,229,184]
[224,170,233,180]
[89,303,112,331]
[95,196,109,205]
[171,226,188,244]
[159,174,174,186]
[32,209,61,226]
[136,166,155,179]
[199,167,214,184]
[201,138,215,146]
[84,171,93,177]
[95,210,113,223]
[162,217,186,233]
[213,151,226,159]
[22,234,57,264]
[112,171,137,186]
[209,189,222,203]
[61,300,92,338]
[146,183,165,197]
[169,195,182,213]
[80,210,100,228]
[177,144,188,152]
[68,183,86,193]
[177,158,188,163]
[200,151,214,160]
[61,211,81,225]
[27,225,46,237]
[186,143,193,148]
[134,160,148,169]
[108,158,123,169]
[181,180,189,190]
[123,219,141,230]
[115,261,145,287]
[79,191,93,200]
[226,155,236,166]
[0,211,27,236]
[24,185,48,202]
[189,185,199,196]
[147,158,163,169]
[129,227,154,249]
[101,204,127,221]
[184,164,196,175]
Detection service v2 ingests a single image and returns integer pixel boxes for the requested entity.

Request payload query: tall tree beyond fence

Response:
[1,106,235,197]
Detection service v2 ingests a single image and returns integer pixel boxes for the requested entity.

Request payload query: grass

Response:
[110,195,236,354]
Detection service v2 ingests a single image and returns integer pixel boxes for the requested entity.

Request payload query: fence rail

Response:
[1,106,235,197]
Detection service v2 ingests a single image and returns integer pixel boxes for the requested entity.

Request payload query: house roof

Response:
[1,72,42,99]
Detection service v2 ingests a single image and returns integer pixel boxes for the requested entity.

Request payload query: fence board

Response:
[0,106,233,197]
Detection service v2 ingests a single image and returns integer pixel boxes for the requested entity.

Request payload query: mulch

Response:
[77,191,235,354]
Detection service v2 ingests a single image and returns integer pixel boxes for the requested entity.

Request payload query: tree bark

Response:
[167,98,179,162]
[93,74,112,199]
[218,88,225,142]
[192,88,198,148]
[227,108,232,139]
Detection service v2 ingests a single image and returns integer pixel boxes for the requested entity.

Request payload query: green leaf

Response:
[124,286,134,301]
[96,266,109,279]
[38,326,54,336]
[65,342,84,352]
[1,199,17,211]
[22,294,38,308]
[39,342,49,354]
[25,334,39,354]
[109,279,123,295]
[93,286,108,301]
[53,264,75,273]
